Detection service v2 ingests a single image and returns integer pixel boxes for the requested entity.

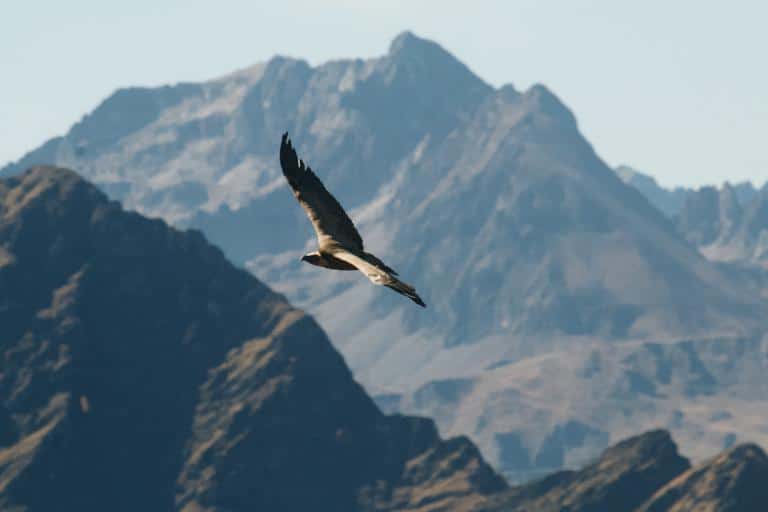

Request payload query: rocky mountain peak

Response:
[521,83,578,128]
[638,442,768,512]
[71,83,203,148]
[383,31,491,97]
[389,30,450,59]
[476,430,691,512]
[600,429,685,466]
[677,185,721,245]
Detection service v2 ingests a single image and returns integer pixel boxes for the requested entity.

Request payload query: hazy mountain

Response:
[677,185,740,247]
[614,166,691,217]
[682,184,768,265]
[380,333,768,484]
[614,166,768,265]
[614,165,759,218]
[4,32,768,482]
[0,167,506,511]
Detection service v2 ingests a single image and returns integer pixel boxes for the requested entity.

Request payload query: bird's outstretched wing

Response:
[332,250,426,308]
[279,133,364,251]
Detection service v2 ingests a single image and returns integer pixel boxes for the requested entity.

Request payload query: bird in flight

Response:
[279,133,426,307]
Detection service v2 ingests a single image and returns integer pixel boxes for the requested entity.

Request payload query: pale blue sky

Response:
[2,0,766,187]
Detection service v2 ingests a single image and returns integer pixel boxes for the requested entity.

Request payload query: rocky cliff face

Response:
[4,32,768,482]
[0,167,505,511]
[674,183,767,265]
[691,185,768,265]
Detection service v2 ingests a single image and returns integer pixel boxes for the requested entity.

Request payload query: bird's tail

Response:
[385,278,426,308]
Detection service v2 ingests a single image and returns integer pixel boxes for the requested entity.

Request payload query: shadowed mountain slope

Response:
[638,443,768,512]
[477,430,768,512]
[0,166,505,511]
[476,430,689,512]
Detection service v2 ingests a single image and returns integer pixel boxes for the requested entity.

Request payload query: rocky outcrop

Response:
[476,430,690,511]
[478,431,768,512]
[638,443,768,512]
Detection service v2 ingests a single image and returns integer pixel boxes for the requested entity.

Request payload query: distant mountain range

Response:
[4,32,768,483]
[615,165,768,265]
[2,167,767,511]
[614,165,761,217]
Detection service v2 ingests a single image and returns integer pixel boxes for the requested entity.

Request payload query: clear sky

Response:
[2,0,766,188]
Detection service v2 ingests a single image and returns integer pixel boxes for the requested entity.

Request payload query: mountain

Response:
[4,32,768,481]
[614,165,759,219]
[476,430,690,511]
[734,186,768,263]
[614,166,768,266]
[379,333,768,484]
[679,184,768,265]
[638,443,768,512]
[477,430,768,512]
[1,166,765,510]
[677,185,741,247]
[0,166,506,511]
[614,166,691,217]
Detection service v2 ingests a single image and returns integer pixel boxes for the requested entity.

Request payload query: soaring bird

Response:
[279,133,426,307]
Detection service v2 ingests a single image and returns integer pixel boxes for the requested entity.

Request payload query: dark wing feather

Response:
[363,252,398,276]
[279,133,364,251]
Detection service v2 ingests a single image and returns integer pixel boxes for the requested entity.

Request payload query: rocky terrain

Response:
[0,167,506,511]
[678,184,768,266]
[477,430,690,511]
[4,32,768,481]
[378,334,768,484]
[638,442,768,512]
[477,430,768,512]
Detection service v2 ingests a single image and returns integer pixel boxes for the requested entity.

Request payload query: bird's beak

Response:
[300,255,308,263]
